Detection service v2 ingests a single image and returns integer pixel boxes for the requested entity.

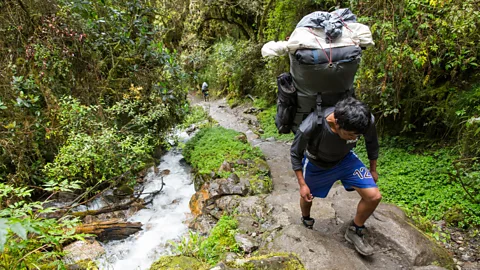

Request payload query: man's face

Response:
[337,128,360,142]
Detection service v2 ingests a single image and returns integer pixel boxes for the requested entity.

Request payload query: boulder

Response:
[234,233,258,253]
[189,185,211,217]
[63,239,105,265]
[330,189,455,269]
[188,214,217,235]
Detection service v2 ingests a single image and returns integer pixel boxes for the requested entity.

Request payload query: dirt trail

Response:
[193,95,453,270]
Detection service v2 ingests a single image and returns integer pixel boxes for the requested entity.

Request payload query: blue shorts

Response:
[302,151,377,198]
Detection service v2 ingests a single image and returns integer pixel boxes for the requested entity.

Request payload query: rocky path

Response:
[194,95,453,270]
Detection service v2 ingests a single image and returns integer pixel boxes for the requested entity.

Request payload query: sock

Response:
[352,221,365,229]
[353,221,366,236]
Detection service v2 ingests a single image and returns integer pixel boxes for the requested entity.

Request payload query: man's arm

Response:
[365,115,379,182]
[291,114,317,201]
[295,169,313,202]
[369,159,378,183]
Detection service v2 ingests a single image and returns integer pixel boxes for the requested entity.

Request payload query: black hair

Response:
[334,97,371,134]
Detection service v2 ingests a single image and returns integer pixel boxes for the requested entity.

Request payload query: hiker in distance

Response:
[291,97,380,256]
[201,81,209,102]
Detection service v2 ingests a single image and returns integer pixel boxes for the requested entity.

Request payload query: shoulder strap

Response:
[316,93,323,126]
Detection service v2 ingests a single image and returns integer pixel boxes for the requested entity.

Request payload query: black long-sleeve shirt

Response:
[291,107,379,171]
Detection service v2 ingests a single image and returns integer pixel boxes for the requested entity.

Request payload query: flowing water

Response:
[96,131,196,270]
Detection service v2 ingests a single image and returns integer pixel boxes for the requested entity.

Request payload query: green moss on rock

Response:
[149,256,209,270]
[229,252,305,270]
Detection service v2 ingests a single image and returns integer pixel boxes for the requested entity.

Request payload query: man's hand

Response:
[300,184,313,202]
[371,170,379,183]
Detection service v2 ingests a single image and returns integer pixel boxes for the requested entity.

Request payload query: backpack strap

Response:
[316,93,323,126]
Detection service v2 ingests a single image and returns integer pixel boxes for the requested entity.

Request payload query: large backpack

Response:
[275,45,361,134]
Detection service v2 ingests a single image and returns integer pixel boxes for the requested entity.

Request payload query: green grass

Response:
[355,139,480,228]
[257,106,295,141]
[179,105,212,129]
[173,215,240,266]
[183,126,264,177]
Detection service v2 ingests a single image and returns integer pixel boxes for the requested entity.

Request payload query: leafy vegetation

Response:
[354,139,480,228]
[179,105,214,130]
[0,184,82,269]
[353,0,480,140]
[173,215,240,266]
[1,1,188,193]
[184,127,263,177]
[183,126,272,194]
[257,105,295,141]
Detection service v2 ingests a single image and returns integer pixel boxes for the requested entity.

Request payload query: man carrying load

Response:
[262,8,381,256]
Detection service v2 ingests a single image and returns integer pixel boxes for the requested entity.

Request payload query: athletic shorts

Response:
[302,151,377,198]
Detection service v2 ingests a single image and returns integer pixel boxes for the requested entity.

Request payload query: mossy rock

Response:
[149,256,209,270]
[228,252,305,270]
[67,259,99,270]
[249,175,273,195]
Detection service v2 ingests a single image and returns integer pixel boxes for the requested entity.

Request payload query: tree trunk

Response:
[75,220,143,241]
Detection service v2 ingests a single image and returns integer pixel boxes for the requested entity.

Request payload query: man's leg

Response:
[300,196,312,217]
[353,187,382,226]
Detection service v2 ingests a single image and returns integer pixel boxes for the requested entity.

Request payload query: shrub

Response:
[0,183,82,269]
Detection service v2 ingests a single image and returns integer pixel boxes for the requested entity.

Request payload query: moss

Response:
[149,256,209,270]
[70,259,99,270]
[198,215,240,265]
[249,174,273,195]
[228,252,305,270]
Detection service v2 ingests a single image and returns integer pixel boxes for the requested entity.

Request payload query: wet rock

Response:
[150,255,209,270]
[235,233,258,253]
[63,239,105,265]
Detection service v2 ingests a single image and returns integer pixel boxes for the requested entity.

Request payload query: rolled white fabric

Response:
[261,41,289,57]
[287,23,374,52]
[261,22,374,58]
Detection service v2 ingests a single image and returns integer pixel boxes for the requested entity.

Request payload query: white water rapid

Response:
[97,132,196,270]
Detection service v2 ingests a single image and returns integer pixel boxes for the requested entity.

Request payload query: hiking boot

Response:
[344,223,374,256]
[301,217,315,229]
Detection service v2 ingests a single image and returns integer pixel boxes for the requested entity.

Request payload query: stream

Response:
[95,131,196,270]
